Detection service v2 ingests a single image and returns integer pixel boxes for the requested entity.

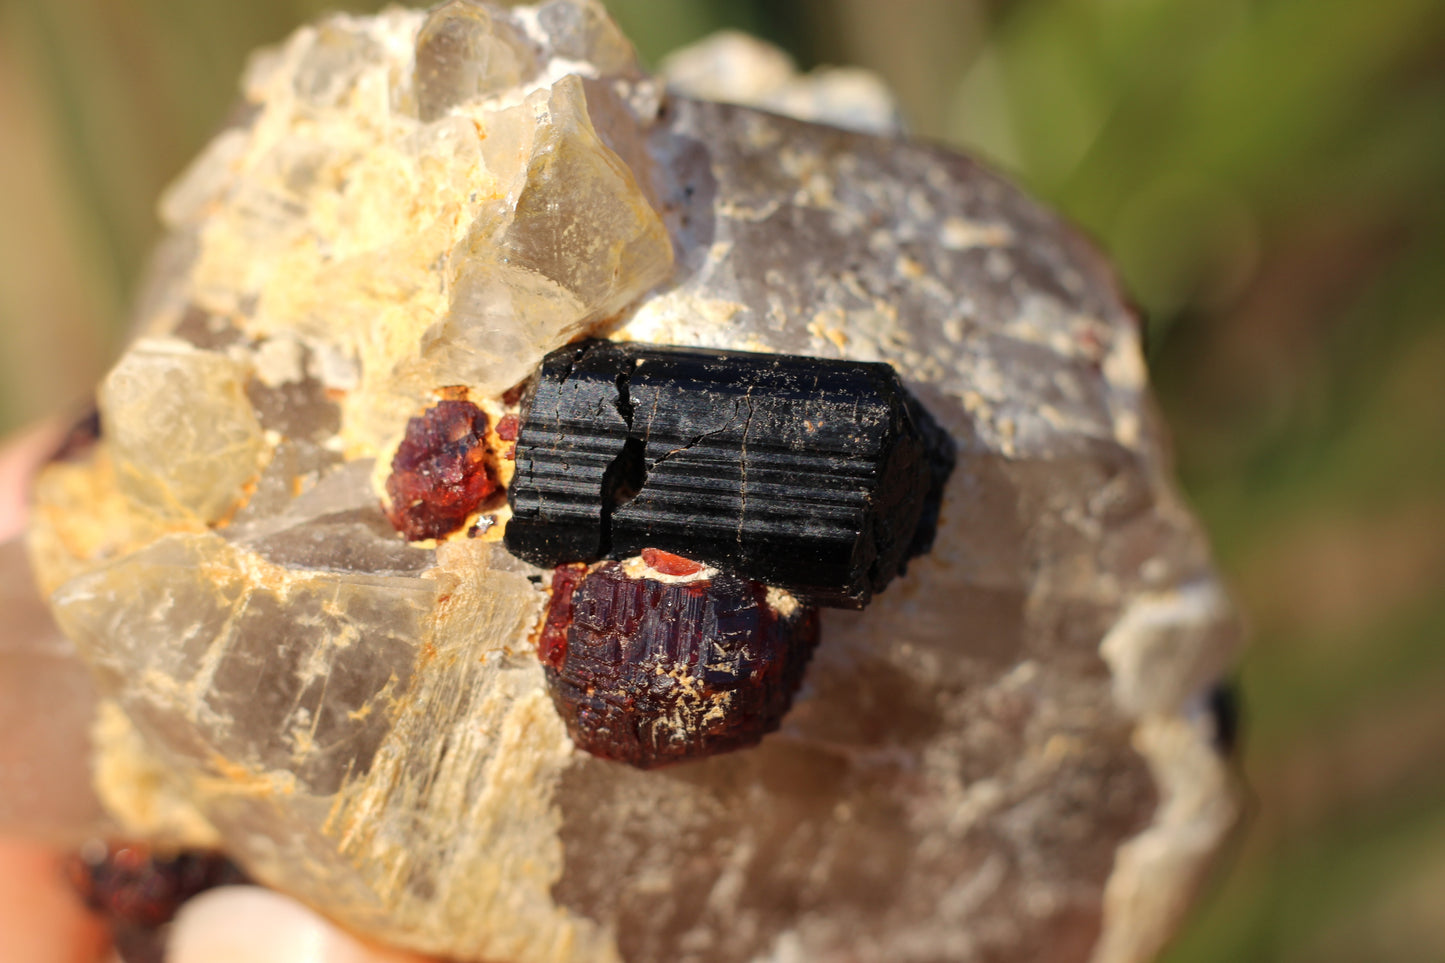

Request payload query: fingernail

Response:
[167,886,431,963]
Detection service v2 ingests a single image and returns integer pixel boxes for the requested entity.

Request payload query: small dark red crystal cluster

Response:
[539,558,819,769]
[68,843,246,963]
[384,399,500,540]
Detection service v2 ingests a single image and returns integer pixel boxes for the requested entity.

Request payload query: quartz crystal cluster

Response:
[21,3,1242,962]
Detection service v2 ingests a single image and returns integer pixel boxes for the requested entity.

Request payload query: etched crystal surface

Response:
[22,4,1241,963]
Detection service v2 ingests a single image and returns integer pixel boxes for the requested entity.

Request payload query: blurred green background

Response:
[2,0,1443,960]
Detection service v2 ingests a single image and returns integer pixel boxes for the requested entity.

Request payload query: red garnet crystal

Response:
[539,556,819,768]
[638,547,703,577]
[385,399,499,540]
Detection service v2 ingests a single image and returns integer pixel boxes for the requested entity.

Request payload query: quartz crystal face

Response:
[24,3,1242,962]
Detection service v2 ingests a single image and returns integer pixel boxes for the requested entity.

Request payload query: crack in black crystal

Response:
[596,358,647,557]
[612,365,635,426]
[737,390,755,548]
[648,396,748,473]
[597,436,646,557]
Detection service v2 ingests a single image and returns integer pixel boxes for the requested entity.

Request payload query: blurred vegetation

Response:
[2,0,1443,960]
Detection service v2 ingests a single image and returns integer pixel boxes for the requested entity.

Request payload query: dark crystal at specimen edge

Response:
[68,844,248,963]
[505,340,955,607]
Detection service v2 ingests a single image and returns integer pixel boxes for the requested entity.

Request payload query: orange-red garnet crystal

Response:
[385,399,499,541]
[639,547,704,576]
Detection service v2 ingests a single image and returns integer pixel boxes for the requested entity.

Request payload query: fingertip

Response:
[0,837,110,963]
[167,886,433,963]
[0,419,64,541]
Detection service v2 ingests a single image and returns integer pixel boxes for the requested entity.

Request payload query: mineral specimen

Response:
[505,340,955,607]
[17,2,1244,962]
[540,556,818,768]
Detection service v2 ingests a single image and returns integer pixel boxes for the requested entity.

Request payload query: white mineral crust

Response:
[21,3,1241,962]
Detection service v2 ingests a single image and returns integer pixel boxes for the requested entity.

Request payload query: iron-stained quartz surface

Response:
[22,3,1240,962]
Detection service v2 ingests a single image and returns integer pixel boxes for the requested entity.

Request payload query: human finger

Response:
[0,419,63,540]
[0,837,110,963]
[167,886,437,963]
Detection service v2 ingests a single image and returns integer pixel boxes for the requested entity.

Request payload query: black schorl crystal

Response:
[505,341,955,607]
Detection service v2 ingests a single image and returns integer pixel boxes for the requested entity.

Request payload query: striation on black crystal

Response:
[505,340,955,607]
